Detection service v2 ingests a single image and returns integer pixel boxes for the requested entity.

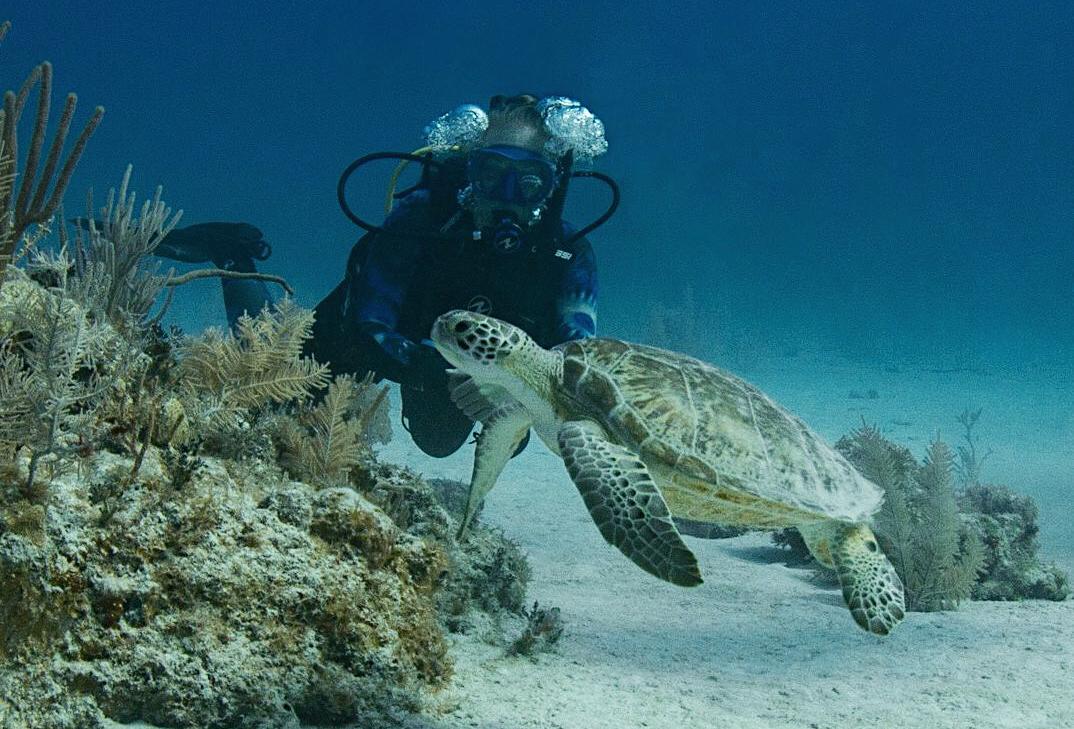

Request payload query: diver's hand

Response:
[360,323,448,391]
[363,324,419,365]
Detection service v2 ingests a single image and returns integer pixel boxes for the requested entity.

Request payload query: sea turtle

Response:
[431,310,906,635]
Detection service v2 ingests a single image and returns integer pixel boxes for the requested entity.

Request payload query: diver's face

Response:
[467,145,556,226]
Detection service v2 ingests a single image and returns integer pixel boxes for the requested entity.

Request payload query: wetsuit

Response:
[307,188,598,456]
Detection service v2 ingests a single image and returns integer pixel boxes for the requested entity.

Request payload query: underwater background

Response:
[9,0,1072,571]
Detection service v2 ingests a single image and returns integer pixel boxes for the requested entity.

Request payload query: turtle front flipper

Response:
[832,524,906,635]
[458,404,532,538]
[448,372,515,422]
[558,420,702,587]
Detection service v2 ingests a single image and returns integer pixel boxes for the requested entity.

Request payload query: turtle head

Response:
[431,309,557,400]
[431,310,532,375]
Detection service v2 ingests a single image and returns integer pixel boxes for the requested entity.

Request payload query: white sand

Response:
[381,353,1074,729]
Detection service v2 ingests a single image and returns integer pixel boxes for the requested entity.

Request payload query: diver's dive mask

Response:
[466,145,557,208]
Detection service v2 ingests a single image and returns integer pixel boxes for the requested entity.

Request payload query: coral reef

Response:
[774,423,1068,610]
[364,472,530,631]
[0,175,531,727]
[0,452,451,728]
[960,483,1069,601]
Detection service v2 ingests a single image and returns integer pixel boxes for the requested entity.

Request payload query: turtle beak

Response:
[430,310,472,367]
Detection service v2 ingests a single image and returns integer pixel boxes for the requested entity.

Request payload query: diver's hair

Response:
[483,94,550,151]
[488,94,542,127]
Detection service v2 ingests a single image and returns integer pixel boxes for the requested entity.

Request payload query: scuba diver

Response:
[153,94,617,458]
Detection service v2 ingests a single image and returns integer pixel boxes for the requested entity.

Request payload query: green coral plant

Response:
[777,419,1070,605]
[277,373,389,488]
[836,423,985,612]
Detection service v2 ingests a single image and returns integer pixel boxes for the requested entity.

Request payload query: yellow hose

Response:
[384,145,460,214]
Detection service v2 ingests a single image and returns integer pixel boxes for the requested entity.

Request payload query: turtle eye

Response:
[866,540,878,552]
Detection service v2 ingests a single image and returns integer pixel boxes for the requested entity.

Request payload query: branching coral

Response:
[170,299,332,453]
[177,297,330,410]
[0,41,104,288]
[906,440,986,610]
[0,253,142,492]
[954,407,993,488]
[68,164,182,333]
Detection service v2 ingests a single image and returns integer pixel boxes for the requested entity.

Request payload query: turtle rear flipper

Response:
[558,420,702,587]
[833,524,906,635]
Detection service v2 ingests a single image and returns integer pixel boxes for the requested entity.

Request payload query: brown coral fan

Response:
[277,373,388,488]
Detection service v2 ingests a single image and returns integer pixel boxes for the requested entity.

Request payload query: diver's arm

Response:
[347,200,426,328]
[551,236,598,344]
[348,192,447,387]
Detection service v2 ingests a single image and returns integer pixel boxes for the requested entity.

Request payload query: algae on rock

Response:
[1,421,531,729]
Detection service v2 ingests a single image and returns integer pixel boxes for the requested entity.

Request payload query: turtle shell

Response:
[557,339,882,524]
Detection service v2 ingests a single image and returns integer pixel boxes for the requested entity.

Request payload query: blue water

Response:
[9,2,1072,559]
